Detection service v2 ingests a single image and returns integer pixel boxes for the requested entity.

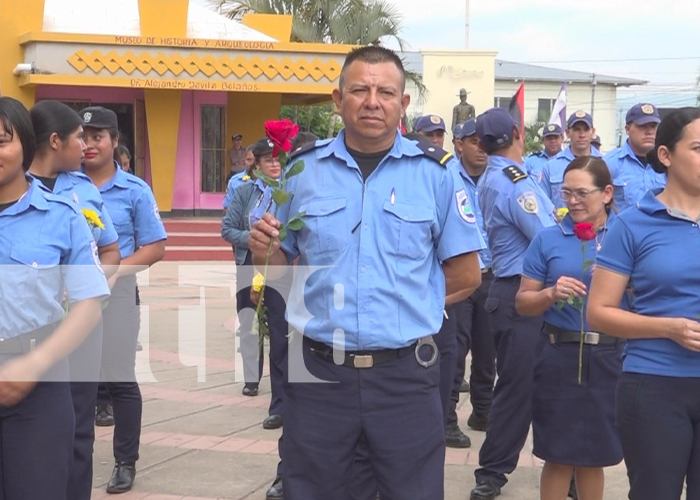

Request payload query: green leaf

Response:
[583,259,595,270]
[254,169,280,188]
[557,300,566,311]
[272,189,292,206]
[285,160,305,180]
[566,296,575,306]
[278,226,288,242]
[287,218,306,231]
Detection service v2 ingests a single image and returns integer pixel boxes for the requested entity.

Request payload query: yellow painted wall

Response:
[242,13,293,42]
[420,50,498,141]
[138,0,188,38]
[226,92,282,172]
[0,0,45,106]
[144,90,182,211]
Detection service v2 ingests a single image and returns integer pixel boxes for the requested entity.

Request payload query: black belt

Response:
[306,337,419,369]
[0,323,57,355]
[496,275,520,283]
[543,322,617,346]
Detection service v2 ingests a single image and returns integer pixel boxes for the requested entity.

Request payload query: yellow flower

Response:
[252,272,265,292]
[556,207,569,219]
[242,175,251,181]
[82,208,105,229]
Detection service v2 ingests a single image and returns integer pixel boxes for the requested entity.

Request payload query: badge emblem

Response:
[517,191,539,214]
[83,112,92,123]
[547,124,556,131]
[91,240,104,274]
[641,104,654,115]
[575,110,587,118]
[430,115,441,124]
[153,202,161,221]
[456,189,476,223]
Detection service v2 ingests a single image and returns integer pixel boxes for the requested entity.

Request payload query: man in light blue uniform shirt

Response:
[447,119,497,440]
[604,103,665,211]
[415,113,447,148]
[470,107,557,500]
[540,110,602,209]
[249,46,484,500]
[524,123,564,179]
[222,145,254,212]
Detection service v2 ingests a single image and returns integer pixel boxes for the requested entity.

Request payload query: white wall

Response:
[495,80,619,153]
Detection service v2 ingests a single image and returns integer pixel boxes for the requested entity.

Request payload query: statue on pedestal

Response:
[452,88,476,132]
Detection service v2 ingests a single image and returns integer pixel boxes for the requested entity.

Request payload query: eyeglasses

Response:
[558,188,602,202]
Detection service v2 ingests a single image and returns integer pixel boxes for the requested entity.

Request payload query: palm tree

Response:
[524,121,545,155]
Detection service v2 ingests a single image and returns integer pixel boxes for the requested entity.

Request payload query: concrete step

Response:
[163,246,234,262]
[167,232,228,247]
[163,218,222,234]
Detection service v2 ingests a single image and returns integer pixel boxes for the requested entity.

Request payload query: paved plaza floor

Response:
[89,262,630,499]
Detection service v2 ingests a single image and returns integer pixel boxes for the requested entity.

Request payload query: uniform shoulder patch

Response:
[414,141,452,167]
[289,138,331,159]
[502,165,528,183]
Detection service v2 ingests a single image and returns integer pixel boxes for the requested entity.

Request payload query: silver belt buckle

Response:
[548,333,556,344]
[353,355,374,369]
[584,332,600,345]
[415,336,438,368]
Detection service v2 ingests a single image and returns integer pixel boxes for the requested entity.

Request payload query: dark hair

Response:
[481,134,514,155]
[647,107,700,174]
[339,46,406,92]
[115,145,131,160]
[564,156,615,211]
[292,131,318,150]
[0,97,36,171]
[30,100,83,153]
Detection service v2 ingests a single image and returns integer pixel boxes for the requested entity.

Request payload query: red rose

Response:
[573,222,596,241]
[264,119,299,156]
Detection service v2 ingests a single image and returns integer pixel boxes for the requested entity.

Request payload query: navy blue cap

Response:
[251,137,274,157]
[542,123,563,137]
[626,103,661,125]
[455,119,477,139]
[79,106,119,130]
[415,114,446,133]
[476,108,516,151]
[591,134,602,146]
[567,110,593,129]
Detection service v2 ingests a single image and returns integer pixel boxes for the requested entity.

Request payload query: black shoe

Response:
[242,384,259,397]
[263,414,283,430]
[95,404,115,427]
[265,476,283,500]
[467,412,489,432]
[470,481,501,500]
[568,475,578,499]
[460,379,470,393]
[445,421,471,448]
[106,462,136,494]
[135,341,143,352]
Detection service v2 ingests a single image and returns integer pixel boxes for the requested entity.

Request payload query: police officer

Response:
[591,134,602,151]
[28,100,121,500]
[541,111,602,209]
[80,105,167,494]
[588,107,700,500]
[414,114,447,148]
[249,46,484,500]
[448,119,496,436]
[470,107,557,500]
[604,103,665,211]
[0,96,110,500]
[222,145,255,214]
[524,123,564,179]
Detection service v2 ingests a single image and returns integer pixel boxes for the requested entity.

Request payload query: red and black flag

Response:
[509,81,525,139]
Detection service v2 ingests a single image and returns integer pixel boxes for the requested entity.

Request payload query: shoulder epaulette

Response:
[289,138,332,159]
[503,165,528,183]
[414,141,452,167]
[45,192,80,212]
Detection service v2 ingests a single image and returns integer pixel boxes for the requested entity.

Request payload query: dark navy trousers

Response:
[0,358,74,500]
[448,271,495,424]
[475,276,543,487]
[100,277,142,464]
[67,319,104,500]
[434,310,458,427]
[283,335,445,500]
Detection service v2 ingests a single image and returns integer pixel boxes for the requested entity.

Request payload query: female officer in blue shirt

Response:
[0,96,109,499]
[517,156,622,500]
[588,107,700,500]
[29,100,121,500]
[79,105,167,494]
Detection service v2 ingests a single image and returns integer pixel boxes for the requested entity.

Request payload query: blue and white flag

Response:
[548,83,567,130]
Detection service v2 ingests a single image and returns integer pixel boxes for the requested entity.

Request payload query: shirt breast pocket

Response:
[382,201,433,259]
[298,197,349,256]
[9,245,61,299]
[612,180,628,209]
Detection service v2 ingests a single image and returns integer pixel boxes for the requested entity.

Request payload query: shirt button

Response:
[32,262,38,268]
[361,266,366,273]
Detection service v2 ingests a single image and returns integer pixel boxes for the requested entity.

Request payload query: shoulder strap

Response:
[414,141,451,167]
[289,139,327,159]
[502,165,528,183]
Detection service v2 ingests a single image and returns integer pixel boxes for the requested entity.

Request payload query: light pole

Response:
[465,0,470,49]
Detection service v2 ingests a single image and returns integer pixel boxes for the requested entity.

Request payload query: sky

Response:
[196,0,700,106]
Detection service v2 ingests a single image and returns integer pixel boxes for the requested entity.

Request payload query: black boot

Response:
[265,475,283,499]
[106,462,136,494]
